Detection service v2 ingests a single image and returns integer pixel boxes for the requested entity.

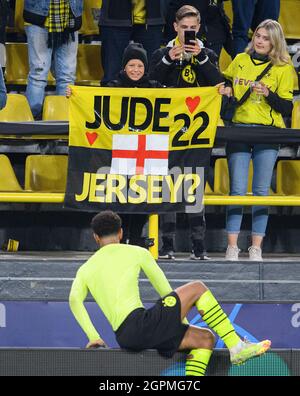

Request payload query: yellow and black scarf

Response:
[45,0,75,48]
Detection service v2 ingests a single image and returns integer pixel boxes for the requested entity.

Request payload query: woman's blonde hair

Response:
[246,19,290,65]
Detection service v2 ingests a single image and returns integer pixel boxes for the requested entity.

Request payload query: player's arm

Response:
[140,249,189,324]
[69,270,106,347]
[140,249,173,297]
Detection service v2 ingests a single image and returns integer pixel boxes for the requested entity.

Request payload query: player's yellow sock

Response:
[185,348,212,376]
[195,290,240,349]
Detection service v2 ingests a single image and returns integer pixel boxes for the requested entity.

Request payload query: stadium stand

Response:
[5,43,103,87]
[24,155,68,192]
[292,100,300,129]
[79,0,102,36]
[14,0,24,34]
[5,43,29,85]
[223,0,233,26]
[76,43,103,85]
[0,154,23,191]
[42,95,69,121]
[279,0,300,40]
[276,159,300,195]
[0,93,33,121]
[5,43,55,86]
[213,157,254,195]
[218,48,232,73]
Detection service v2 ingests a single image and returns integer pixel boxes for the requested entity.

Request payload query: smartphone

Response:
[184,30,196,46]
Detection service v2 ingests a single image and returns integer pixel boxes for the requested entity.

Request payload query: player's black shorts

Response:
[115,291,189,358]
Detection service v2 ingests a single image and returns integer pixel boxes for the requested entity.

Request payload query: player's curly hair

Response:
[91,211,122,237]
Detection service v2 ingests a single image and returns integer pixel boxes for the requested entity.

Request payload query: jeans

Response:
[100,25,163,83]
[25,25,78,117]
[232,0,280,56]
[0,66,6,110]
[226,142,279,236]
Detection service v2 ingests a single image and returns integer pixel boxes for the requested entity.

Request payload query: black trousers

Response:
[160,211,206,242]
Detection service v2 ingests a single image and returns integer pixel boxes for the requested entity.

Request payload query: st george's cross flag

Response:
[111,134,169,176]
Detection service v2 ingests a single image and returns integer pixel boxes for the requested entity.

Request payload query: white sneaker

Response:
[248,246,263,261]
[230,338,271,365]
[225,246,240,261]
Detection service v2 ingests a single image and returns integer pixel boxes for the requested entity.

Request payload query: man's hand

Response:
[66,86,72,98]
[168,45,184,61]
[217,82,233,97]
[183,40,201,56]
[86,339,107,349]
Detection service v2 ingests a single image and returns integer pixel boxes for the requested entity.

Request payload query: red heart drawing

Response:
[86,132,98,146]
[185,96,200,113]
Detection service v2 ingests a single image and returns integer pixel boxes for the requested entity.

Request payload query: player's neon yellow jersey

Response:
[69,244,172,341]
[223,53,294,128]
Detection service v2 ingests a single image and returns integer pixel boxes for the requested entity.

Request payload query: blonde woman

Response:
[219,19,294,261]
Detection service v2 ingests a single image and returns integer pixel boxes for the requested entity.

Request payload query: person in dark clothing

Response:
[149,5,224,260]
[104,42,163,89]
[99,0,165,84]
[232,0,280,56]
[164,0,233,58]
[149,5,224,87]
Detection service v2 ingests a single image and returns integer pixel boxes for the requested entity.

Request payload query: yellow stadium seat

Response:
[293,66,299,91]
[279,0,300,39]
[5,43,29,85]
[0,155,23,192]
[15,0,25,33]
[223,0,233,26]
[204,181,214,195]
[5,43,55,86]
[292,101,300,129]
[5,0,24,33]
[80,0,102,36]
[217,117,225,127]
[42,95,69,121]
[76,44,103,85]
[214,158,253,195]
[219,48,232,73]
[276,160,300,195]
[0,94,34,121]
[25,155,68,192]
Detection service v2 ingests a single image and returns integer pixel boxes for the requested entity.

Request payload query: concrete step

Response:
[0,253,300,301]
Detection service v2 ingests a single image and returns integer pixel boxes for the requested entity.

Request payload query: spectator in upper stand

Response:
[0,0,10,74]
[0,67,7,110]
[23,0,83,119]
[98,0,165,85]
[164,0,234,58]
[105,42,163,89]
[219,19,294,262]
[149,5,224,260]
[232,0,280,56]
[149,4,224,87]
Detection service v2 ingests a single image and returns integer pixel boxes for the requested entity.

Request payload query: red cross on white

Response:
[111,134,169,175]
